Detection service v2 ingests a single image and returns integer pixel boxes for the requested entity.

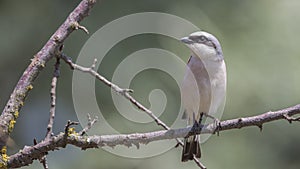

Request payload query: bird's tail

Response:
[181,135,201,162]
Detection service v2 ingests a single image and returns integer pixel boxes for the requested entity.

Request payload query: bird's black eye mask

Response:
[189,35,217,49]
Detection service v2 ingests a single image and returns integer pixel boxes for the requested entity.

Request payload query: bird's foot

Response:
[188,120,200,137]
[201,113,221,136]
[213,118,221,136]
[188,113,205,137]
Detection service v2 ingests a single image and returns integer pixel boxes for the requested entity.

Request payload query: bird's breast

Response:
[181,56,226,123]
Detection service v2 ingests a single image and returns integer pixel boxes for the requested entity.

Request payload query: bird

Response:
[180,31,227,162]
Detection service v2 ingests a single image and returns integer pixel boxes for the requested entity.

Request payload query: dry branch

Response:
[7,104,300,168]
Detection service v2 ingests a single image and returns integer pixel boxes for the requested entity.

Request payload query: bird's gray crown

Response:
[181,31,223,58]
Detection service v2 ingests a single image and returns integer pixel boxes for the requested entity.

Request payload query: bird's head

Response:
[181,31,223,61]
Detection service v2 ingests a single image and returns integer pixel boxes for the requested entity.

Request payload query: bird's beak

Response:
[180,36,193,44]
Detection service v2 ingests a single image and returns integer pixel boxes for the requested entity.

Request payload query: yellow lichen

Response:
[1,147,6,154]
[17,92,26,98]
[0,146,8,169]
[68,127,76,136]
[14,111,19,118]
[0,162,7,169]
[1,155,8,164]
[19,101,24,107]
[26,85,33,90]
[8,120,16,133]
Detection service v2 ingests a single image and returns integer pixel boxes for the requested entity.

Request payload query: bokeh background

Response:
[1,0,300,169]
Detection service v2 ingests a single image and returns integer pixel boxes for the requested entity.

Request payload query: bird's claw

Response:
[213,119,221,136]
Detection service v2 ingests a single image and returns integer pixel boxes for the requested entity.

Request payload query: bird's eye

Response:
[189,35,208,43]
[199,35,207,42]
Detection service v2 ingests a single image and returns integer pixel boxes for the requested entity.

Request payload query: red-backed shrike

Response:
[180,31,227,161]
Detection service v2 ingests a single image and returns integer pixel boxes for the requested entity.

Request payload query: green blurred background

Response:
[1,0,300,169]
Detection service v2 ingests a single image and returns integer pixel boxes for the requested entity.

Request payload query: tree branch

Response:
[45,58,60,139]
[7,104,300,168]
[0,0,96,148]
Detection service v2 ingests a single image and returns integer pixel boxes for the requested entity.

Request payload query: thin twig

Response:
[283,114,300,123]
[46,58,60,139]
[78,114,98,136]
[61,54,172,130]
[39,58,61,169]
[71,21,89,34]
[40,156,48,169]
[34,138,48,169]
[64,120,79,136]
[193,155,207,169]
